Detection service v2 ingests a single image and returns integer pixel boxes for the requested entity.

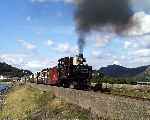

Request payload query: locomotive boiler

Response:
[36,53,92,90]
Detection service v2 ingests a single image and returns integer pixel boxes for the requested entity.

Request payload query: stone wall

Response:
[29,83,150,120]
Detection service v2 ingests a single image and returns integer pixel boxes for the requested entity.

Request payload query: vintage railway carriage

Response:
[43,68,59,85]
[36,54,92,90]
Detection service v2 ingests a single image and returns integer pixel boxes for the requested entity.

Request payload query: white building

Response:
[0,75,8,80]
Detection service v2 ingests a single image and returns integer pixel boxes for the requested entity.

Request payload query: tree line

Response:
[0,62,32,78]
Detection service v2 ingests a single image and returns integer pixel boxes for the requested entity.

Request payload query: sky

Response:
[0,0,150,72]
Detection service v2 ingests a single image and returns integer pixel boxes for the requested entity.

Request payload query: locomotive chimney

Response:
[79,53,84,59]
[78,53,86,64]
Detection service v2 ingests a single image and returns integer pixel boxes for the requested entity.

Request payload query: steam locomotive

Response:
[33,54,92,90]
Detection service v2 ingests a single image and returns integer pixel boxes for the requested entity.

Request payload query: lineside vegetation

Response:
[0,85,96,120]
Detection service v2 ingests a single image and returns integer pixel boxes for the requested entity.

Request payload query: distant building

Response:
[137,82,150,85]
[0,75,10,80]
[12,77,20,81]
[21,75,30,83]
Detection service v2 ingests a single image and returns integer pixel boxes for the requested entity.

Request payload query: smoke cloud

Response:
[75,0,134,52]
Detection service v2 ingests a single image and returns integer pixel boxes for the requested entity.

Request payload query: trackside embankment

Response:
[29,83,150,120]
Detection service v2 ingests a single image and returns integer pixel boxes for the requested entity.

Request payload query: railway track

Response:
[81,86,150,101]
[30,83,150,102]
[67,86,150,101]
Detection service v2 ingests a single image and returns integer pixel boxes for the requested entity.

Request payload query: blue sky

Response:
[0,0,150,72]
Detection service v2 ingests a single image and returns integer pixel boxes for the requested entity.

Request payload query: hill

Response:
[0,62,32,78]
[91,64,150,84]
[100,64,150,78]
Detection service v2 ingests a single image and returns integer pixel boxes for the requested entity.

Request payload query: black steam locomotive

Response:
[57,53,92,89]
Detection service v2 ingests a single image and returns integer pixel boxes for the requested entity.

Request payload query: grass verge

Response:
[0,85,96,120]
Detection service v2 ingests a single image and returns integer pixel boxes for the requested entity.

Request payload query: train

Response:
[30,53,95,90]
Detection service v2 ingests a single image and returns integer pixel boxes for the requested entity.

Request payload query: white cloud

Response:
[45,38,78,55]
[124,41,131,49]
[0,53,28,69]
[124,41,138,49]
[92,51,102,58]
[89,50,150,69]
[0,53,57,72]
[54,42,76,53]
[124,35,150,50]
[90,35,150,69]
[91,49,116,60]
[113,60,120,65]
[57,43,70,52]
[17,39,36,50]
[45,38,77,54]
[124,11,150,36]
[24,59,57,71]
[87,32,116,48]
[95,35,112,47]
[88,55,119,69]
[47,39,54,46]
[132,49,150,58]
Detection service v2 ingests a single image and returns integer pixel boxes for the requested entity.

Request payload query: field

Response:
[0,85,95,120]
[106,84,150,99]
[102,83,150,99]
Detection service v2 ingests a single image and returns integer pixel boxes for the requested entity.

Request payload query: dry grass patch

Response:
[110,87,150,99]
[0,85,95,120]
[0,86,47,119]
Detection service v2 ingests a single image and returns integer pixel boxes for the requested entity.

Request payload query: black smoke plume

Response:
[75,0,134,53]
[78,33,85,53]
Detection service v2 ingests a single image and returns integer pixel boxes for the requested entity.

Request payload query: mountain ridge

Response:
[99,64,150,78]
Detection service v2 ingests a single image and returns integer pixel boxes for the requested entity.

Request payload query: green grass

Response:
[0,85,93,120]
[0,79,11,83]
